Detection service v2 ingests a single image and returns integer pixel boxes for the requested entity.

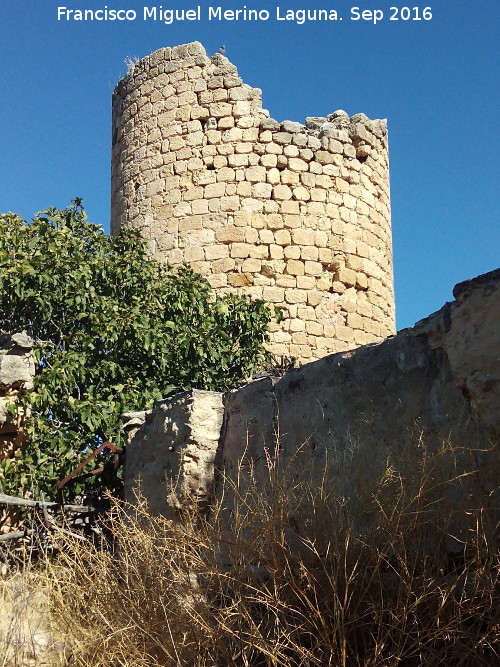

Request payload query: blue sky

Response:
[1,0,498,329]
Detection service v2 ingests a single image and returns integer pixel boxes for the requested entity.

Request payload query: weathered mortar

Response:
[111,41,395,361]
[124,269,500,550]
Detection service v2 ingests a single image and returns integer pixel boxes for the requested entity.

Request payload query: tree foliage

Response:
[0,200,278,500]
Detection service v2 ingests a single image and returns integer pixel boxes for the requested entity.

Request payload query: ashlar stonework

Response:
[111,41,395,361]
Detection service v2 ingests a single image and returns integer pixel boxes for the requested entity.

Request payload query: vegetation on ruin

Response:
[0,200,279,501]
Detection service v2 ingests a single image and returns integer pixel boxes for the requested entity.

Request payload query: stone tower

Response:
[111,42,395,361]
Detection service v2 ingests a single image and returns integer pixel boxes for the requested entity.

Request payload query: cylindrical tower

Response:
[111,42,395,361]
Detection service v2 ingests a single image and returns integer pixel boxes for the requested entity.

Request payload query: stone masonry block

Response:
[228,272,253,287]
[281,171,300,186]
[292,229,315,245]
[124,390,225,517]
[0,356,34,390]
[284,145,299,158]
[286,260,305,276]
[215,227,245,243]
[315,151,335,165]
[337,267,357,287]
[273,185,293,200]
[230,243,251,258]
[245,165,266,182]
[288,158,309,172]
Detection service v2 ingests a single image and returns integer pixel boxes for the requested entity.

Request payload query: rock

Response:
[350,112,369,124]
[124,390,225,517]
[11,333,33,350]
[370,119,388,138]
[327,109,349,120]
[280,120,304,134]
[121,410,151,443]
[0,356,34,389]
[356,145,371,159]
[305,116,326,130]
[259,118,280,131]
[318,122,345,140]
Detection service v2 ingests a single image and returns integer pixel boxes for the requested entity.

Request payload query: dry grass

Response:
[2,439,500,666]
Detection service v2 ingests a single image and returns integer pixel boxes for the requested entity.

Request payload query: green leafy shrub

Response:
[0,200,278,500]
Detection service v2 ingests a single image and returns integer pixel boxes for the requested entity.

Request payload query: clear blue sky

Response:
[1,0,498,329]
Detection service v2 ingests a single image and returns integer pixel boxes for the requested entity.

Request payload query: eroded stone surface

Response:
[0,357,33,390]
[124,389,224,517]
[220,269,500,551]
[0,334,34,391]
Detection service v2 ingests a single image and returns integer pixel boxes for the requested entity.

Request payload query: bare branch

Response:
[0,529,35,542]
[0,492,94,513]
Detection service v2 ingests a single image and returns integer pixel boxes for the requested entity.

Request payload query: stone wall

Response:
[0,333,34,464]
[111,41,395,361]
[123,390,224,518]
[0,333,35,533]
[124,269,500,550]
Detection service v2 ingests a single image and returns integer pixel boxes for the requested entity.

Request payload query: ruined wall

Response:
[124,269,500,550]
[0,333,35,534]
[111,41,395,361]
[0,333,34,464]
[123,391,224,517]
